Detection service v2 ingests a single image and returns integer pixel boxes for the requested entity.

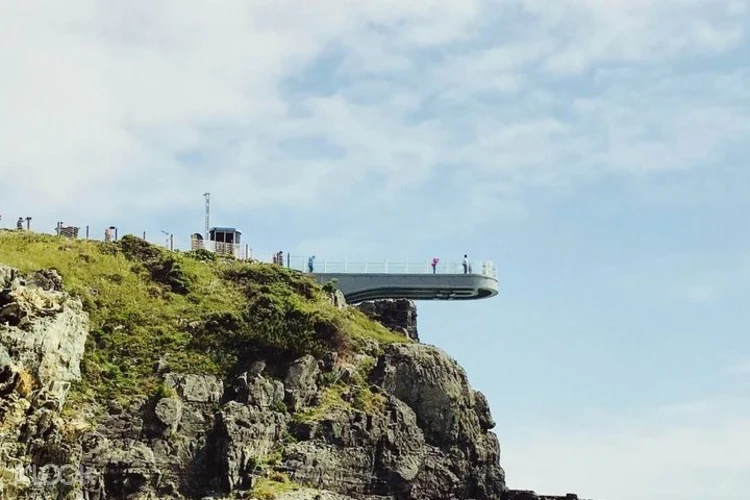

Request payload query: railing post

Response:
[365,261,368,273]
[406,261,409,273]
[345,258,348,273]
[324,259,328,273]
[385,260,388,273]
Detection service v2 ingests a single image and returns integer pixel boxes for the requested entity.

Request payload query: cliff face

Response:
[0,234,583,500]
[0,264,502,499]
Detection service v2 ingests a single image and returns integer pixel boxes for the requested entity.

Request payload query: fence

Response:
[2,225,257,260]
[284,256,497,277]
[3,225,495,275]
[199,240,251,260]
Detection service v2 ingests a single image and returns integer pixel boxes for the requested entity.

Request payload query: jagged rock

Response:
[28,269,64,292]
[154,397,183,434]
[506,491,540,500]
[338,366,356,385]
[248,360,267,377]
[321,351,338,371]
[370,343,505,499]
[155,356,170,374]
[0,266,89,500]
[507,492,580,500]
[0,266,22,289]
[357,299,419,342]
[285,355,320,411]
[474,390,496,431]
[276,489,357,499]
[0,345,12,368]
[165,373,224,403]
[211,401,289,492]
[284,395,425,497]
[79,392,221,498]
[101,443,158,497]
[0,268,87,386]
[331,289,347,309]
[0,463,32,499]
[234,373,285,410]
[372,343,477,445]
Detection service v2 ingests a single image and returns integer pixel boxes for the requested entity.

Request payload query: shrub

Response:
[322,279,338,294]
[184,248,217,263]
[116,235,192,294]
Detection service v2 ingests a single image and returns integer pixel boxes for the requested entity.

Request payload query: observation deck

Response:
[286,258,499,303]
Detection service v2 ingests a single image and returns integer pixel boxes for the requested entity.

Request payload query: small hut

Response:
[190,233,205,250]
[209,227,241,257]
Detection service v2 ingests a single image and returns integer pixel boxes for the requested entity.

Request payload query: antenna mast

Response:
[203,192,210,241]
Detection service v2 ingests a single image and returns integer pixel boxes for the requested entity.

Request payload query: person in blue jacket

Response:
[308,255,315,273]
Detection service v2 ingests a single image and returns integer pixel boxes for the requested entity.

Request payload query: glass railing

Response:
[279,256,497,277]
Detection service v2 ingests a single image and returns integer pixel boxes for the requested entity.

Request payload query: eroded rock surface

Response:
[371,343,505,500]
[0,266,90,500]
[357,299,419,342]
[0,264,584,500]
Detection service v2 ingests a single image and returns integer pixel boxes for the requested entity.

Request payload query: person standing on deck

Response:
[462,254,469,274]
[431,257,439,274]
[308,255,315,273]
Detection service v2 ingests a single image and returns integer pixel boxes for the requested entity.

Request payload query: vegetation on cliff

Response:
[0,230,402,406]
[1,231,514,500]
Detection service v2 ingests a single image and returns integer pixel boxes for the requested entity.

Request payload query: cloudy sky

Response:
[2,1,750,499]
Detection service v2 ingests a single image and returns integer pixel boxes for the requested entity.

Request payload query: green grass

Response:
[252,472,300,500]
[0,231,404,407]
[293,384,351,423]
[293,356,385,423]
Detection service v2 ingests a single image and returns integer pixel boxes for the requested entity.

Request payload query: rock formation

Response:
[356,299,419,342]
[0,258,587,500]
[0,266,90,498]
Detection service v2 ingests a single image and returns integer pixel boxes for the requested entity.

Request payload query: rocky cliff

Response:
[356,300,418,343]
[0,233,585,500]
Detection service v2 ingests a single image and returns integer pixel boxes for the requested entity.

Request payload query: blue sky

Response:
[1,1,750,498]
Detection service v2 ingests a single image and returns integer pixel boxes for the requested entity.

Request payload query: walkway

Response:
[286,258,499,303]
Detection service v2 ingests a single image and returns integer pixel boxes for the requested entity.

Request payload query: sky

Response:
[1,1,749,499]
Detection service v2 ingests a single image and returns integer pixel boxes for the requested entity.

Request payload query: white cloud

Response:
[0,0,748,236]
[520,0,748,75]
[729,360,750,375]
[675,284,717,303]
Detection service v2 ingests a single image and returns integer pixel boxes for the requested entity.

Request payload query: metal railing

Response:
[283,256,497,277]
[199,240,251,260]
[2,225,492,275]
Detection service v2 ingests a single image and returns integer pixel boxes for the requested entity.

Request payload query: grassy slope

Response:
[0,231,403,406]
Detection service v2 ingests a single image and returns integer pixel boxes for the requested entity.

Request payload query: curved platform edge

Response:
[310,273,499,304]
